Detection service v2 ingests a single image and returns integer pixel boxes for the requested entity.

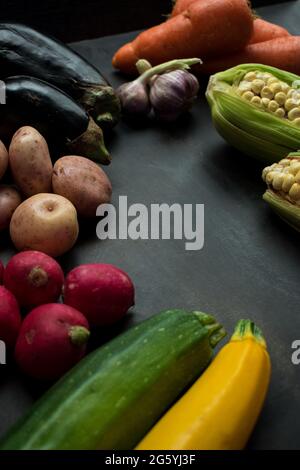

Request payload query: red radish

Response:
[0,286,22,348]
[15,303,90,380]
[0,259,4,283]
[4,251,64,308]
[64,264,135,326]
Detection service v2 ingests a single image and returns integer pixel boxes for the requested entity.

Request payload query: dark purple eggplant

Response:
[0,76,111,164]
[0,23,121,128]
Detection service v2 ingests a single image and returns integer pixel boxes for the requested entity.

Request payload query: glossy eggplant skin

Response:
[0,76,111,164]
[0,23,121,128]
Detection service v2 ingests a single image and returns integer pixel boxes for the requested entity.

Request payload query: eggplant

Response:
[0,76,111,164]
[0,22,121,128]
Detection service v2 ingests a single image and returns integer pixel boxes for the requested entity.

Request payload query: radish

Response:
[0,259,4,283]
[0,286,22,348]
[64,264,135,325]
[4,251,64,308]
[15,303,90,380]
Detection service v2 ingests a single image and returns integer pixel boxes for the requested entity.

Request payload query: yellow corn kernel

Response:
[244,71,257,81]
[269,82,282,95]
[289,183,300,201]
[281,83,290,93]
[274,108,285,118]
[251,79,265,94]
[266,171,277,184]
[272,174,284,190]
[295,170,300,184]
[262,167,270,181]
[242,91,255,101]
[287,89,295,98]
[251,96,262,107]
[282,173,295,192]
[267,77,279,86]
[285,98,298,111]
[261,97,270,108]
[293,117,300,127]
[288,108,300,120]
[280,159,292,166]
[268,100,279,113]
[274,92,286,106]
[261,87,273,100]
[289,162,300,174]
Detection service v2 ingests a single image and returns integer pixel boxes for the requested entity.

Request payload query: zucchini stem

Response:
[231,319,266,348]
[192,311,226,347]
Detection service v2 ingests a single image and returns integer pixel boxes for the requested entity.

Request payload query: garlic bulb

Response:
[150,69,199,121]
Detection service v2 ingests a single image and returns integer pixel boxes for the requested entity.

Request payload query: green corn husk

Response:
[206,64,300,164]
[263,151,300,230]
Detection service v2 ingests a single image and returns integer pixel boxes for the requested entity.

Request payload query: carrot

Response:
[199,36,300,75]
[172,1,290,43]
[112,0,254,75]
[249,18,290,44]
[171,0,196,17]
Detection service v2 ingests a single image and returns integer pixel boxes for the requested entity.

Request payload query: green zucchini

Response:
[0,309,226,450]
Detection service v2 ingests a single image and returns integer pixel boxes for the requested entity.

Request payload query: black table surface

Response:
[1,0,300,451]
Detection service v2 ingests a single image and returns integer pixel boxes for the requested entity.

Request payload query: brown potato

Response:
[0,185,22,231]
[10,193,79,257]
[52,156,112,218]
[0,140,8,180]
[9,126,53,197]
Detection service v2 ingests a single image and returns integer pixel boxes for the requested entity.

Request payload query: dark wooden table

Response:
[0,0,300,450]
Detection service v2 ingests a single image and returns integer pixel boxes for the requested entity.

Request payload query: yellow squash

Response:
[136,319,271,450]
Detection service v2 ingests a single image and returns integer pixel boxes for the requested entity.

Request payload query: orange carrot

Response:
[112,0,254,75]
[249,18,290,44]
[199,36,300,75]
[171,1,290,43]
[171,0,196,17]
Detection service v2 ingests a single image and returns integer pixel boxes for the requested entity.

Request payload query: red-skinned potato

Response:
[15,303,90,380]
[0,140,8,180]
[0,185,22,231]
[64,264,135,325]
[9,126,53,197]
[10,193,79,257]
[52,156,112,218]
[0,286,22,348]
[4,251,64,308]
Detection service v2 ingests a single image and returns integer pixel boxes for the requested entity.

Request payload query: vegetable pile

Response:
[0,125,112,257]
[0,250,135,380]
[0,314,271,450]
[0,0,294,452]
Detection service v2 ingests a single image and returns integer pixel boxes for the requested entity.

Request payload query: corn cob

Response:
[262,152,300,231]
[206,64,300,163]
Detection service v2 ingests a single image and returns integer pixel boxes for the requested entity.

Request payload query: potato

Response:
[10,193,79,257]
[0,185,22,231]
[0,141,8,180]
[52,156,112,218]
[9,126,53,197]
